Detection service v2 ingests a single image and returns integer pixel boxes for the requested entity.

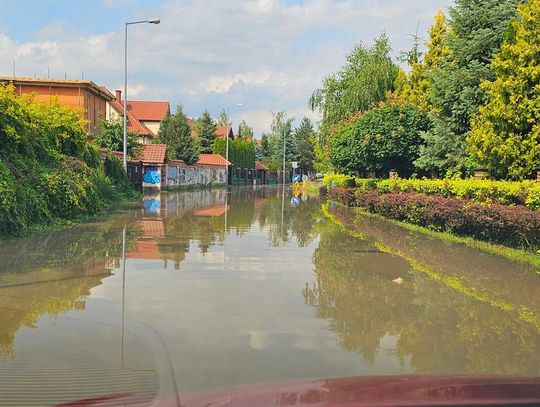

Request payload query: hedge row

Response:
[327,188,540,249]
[322,174,540,210]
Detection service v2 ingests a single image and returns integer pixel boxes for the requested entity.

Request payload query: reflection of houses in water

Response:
[193,204,229,217]
[127,219,165,261]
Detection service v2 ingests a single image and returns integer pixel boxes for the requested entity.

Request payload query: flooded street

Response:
[0,186,539,405]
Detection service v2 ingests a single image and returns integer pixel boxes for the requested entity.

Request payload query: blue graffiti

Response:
[143,166,161,184]
[143,198,161,214]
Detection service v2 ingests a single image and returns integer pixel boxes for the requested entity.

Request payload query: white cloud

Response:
[199,70,272,94]
[0,0,453,135]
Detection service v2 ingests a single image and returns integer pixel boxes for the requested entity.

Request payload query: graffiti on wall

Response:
[143,166,161,184]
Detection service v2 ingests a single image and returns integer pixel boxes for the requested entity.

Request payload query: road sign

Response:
[292,173,301,183]
[291,161,298,169]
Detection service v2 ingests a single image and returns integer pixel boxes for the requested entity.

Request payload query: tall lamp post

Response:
[224,103,243,183]
[123,18,160,170]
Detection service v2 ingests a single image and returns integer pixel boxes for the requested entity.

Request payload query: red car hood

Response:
[58,375,540,406]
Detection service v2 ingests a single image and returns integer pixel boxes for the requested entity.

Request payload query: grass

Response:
[352,207,540,270]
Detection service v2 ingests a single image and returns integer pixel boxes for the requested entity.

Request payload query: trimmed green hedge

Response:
[322,174,540,210]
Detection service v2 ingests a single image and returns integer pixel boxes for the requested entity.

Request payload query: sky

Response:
[0,0,452,136]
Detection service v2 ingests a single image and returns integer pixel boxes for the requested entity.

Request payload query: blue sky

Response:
[0,0,452,135]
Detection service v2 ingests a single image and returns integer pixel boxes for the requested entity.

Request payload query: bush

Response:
[330,174,540,210]
[345,190,540,249]
[322,173,357,188]
[329,104,430,178]
[328,187,357,206]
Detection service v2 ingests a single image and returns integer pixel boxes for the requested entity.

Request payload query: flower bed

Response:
[328,188,540,249]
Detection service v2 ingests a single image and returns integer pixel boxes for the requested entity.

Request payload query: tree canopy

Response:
[194,109,217,154]
[468,0,540,179]
[154,105,199,164]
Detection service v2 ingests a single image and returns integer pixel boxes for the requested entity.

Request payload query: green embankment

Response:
[0,85,137,237]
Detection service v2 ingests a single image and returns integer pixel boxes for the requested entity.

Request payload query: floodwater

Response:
[0,186,539,405]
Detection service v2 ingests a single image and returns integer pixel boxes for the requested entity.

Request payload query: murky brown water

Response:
[0,187,539,405]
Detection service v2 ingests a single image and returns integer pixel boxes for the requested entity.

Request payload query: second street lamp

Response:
[123,18,160,171]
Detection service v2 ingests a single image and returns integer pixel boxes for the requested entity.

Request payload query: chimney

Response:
[115,89,122,102]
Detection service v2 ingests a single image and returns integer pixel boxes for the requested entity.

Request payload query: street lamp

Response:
[123,18,161,170]
[224,103,243,183]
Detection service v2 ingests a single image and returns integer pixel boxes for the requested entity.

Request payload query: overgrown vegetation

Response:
[0,85,136,236]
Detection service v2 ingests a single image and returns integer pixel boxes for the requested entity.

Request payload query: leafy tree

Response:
[293,117,316,173]
[95,117,139,156]
[237,120,254,140]
[416,0,519,176]
[155,105,199,164]
[330,104,430,177]
[194,109,217,153]
[468,0,540,180]
[309,34,399,143]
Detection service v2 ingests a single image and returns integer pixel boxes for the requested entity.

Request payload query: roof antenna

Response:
[65,72,67,79]
[47,65,50,78]
[81,70,84,80]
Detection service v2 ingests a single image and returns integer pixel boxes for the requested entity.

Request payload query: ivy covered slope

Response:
[0,85,135,236]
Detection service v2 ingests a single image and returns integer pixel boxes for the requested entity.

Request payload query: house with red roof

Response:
[107,90,170,145]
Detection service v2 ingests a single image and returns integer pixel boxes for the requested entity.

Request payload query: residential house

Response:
[0,76,114,134]
[107,90,170,144]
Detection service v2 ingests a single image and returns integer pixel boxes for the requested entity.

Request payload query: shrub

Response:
[328,188,357,206]
[349,190,540,249]
[330,174,540,210]
[323,173,357,188]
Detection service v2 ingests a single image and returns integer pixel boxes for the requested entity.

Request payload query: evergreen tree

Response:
[293,117,316,173]
[155,105,199,164]
[268,111,297,169]
[388,12,449,112]
[217,109,230,127]
[237,120,254,140]
[194,109,217,153]
[468,0,540,179]
[416,0,518,176]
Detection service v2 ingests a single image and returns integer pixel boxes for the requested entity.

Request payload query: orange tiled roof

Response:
[141,144,167,164]
[128,101,169,122]
[255,161,269,171]
[196,154,231,167]
[109,99,154,137]
[216,126,234,139]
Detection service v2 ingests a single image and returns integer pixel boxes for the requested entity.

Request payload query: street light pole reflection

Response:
[121,225,126,366]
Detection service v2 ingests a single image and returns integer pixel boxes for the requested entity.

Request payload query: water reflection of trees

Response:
[0,215,131,355]
[304,208,540,376]
[155,187,324,266]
